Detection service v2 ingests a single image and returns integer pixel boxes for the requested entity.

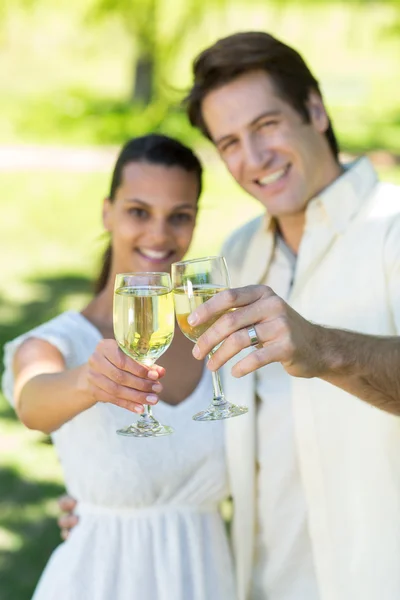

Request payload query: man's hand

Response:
[58,495,78,541]
[189,285,326,378]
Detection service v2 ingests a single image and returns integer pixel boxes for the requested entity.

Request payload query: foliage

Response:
[87,0,230,101]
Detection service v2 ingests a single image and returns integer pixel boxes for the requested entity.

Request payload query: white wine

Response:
[114,286,174,365]
[173,285,227,343]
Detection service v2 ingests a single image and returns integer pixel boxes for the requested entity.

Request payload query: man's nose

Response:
[243,136,272,170]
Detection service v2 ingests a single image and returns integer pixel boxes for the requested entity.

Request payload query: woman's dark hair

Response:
[95,134,203,293]
[184,31,339,160]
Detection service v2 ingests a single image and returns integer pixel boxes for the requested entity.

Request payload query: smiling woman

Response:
[1,134,237,600]
[104,163,198,269]
[95,135,202,294]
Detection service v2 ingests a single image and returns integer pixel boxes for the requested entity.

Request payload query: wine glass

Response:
[171,256,248,421]
[113,272,175,437]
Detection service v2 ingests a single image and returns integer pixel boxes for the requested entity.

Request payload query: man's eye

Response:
[129,208,148,219]
[220,139,238,154]
[259,120,278,130]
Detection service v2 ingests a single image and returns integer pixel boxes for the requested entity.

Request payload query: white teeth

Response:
[258,167,287,186]
[139,248,170,260]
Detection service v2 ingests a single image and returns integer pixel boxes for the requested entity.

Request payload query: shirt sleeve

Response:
[1,318,71,408]
[384,215,400,334]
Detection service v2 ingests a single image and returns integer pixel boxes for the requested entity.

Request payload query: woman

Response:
[2,134,237,600]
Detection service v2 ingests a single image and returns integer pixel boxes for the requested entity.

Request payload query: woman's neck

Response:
[82,284,114,338]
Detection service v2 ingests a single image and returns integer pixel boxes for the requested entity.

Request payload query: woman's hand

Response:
[83,339,166,414]
[189,285,325,378]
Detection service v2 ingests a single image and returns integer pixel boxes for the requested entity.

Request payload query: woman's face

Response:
[103,161,199,274]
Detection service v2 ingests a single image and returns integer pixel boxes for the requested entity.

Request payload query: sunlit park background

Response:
[1,0,400,597]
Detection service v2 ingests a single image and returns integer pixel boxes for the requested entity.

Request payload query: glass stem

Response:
[143,405,153,418]
[137,360,156,426]
[208,353,226,407]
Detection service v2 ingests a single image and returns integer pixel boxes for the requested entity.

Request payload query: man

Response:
[183,31,400,600]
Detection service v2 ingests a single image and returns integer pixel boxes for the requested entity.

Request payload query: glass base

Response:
[116,420,173,438]
[193,402,248,422]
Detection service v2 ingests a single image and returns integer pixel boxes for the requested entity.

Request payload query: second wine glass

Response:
[113,272,175,437]
[171,256,248,421]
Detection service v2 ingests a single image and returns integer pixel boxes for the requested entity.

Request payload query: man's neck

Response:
[275,213,305,255]
[276,159,344,254]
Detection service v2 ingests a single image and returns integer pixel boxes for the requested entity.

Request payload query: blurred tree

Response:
[90,0,157,104]
[89,0,229,104]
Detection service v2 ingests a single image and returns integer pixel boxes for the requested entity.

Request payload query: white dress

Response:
[2,311,236,600]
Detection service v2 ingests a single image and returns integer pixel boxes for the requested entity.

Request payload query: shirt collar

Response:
[261,156,378,235]
[305,156,378,233]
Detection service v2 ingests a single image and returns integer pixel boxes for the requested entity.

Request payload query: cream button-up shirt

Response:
[222,157,400,600]
[251,236,319,600]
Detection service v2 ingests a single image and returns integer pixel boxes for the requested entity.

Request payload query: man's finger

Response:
[58,514,79,530]
[231,343,284,378]
[188,285,268,327]
[192,298,271,359]
[58,495,77,512]
[205,318,289,370]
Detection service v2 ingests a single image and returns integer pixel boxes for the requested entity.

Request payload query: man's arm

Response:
[307,326,400,415]
[189,285,400,415]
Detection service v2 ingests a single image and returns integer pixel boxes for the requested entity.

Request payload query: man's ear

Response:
[307,90,329,133]
[102,197,113,232]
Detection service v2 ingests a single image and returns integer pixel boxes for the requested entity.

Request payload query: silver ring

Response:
[247,325,260,347]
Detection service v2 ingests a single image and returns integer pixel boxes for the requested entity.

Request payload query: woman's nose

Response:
[147,219,170,242]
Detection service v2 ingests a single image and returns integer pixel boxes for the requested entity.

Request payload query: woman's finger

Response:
[96,340,162,380]
[90,352,162,395]
[88,371,159,410]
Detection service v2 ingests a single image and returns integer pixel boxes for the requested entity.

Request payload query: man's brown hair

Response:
[185,31,339,159]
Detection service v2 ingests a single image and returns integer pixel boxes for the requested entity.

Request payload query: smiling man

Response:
[184,32,400,600]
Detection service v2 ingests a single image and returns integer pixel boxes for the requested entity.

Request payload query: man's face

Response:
[201,70,339,217]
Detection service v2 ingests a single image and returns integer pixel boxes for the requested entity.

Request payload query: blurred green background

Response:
[1,0,400,598]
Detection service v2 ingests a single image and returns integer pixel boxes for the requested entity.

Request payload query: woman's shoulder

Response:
[8,311,96,346]
[7,310,101,357]
[1,311,100,407]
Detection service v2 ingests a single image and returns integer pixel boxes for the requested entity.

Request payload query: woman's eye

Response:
[129,207,148,220]
[170,213,193,225]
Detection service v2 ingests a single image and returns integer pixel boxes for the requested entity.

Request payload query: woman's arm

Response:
[13,338,164,434]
